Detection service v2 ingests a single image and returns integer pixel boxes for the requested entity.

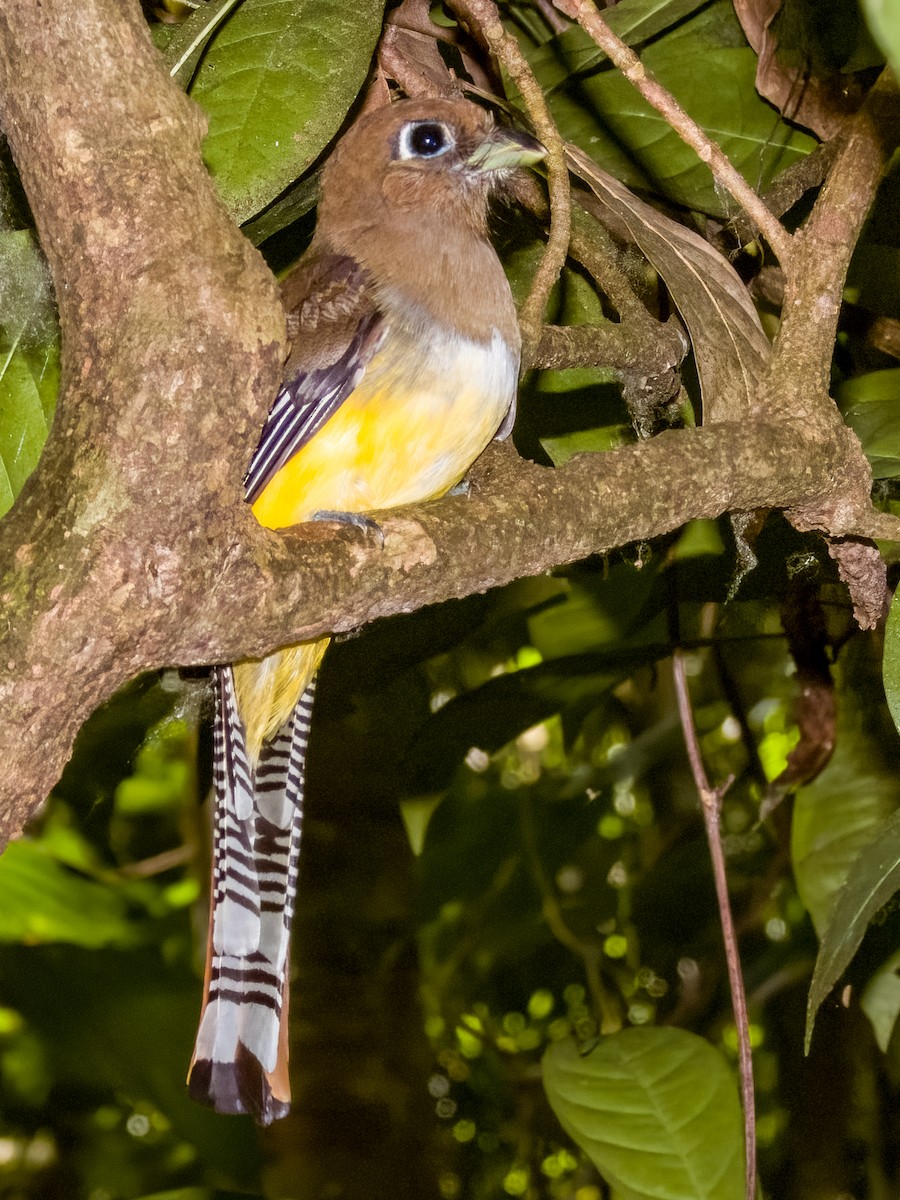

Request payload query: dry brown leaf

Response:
[733,0,860,139]
[567,145,770,423]
[379,0,493,98]
[760,576,837,818]
[761,680,836,817]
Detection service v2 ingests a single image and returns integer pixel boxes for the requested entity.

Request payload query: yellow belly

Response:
[250,334,513,527]
[236,326,516,757]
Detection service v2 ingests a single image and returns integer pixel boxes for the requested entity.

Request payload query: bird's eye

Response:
[398,121,454,160]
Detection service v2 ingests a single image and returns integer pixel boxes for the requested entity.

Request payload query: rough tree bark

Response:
[0,0,898,845]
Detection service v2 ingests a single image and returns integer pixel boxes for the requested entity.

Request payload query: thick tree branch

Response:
[534,319,685,374]
[0,0,283,836]
[199,421,899,658]
[765,72,900,424]
[1,410,888,832]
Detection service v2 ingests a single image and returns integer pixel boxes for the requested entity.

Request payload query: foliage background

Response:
[1,0,900,1197]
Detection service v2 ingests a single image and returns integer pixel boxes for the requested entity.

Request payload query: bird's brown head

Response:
[316,97,545,243]
[311,98,544,342]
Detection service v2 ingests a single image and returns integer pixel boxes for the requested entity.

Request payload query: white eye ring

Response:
[396,120,456,160]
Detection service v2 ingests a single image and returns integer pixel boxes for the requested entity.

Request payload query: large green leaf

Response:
[402,647,662,793]
[0,841,141,949]
[133,1191,212,1200]
[543,1030,743,1200]
[517,0,710,71]
[189,0,386,222]
[587,0,711,46]
[542,424,632,464]
[792,700,897,936]
[806,807,900,1049]
[861,949,900,1052]
[0,229,59,517]
[526,1,815,215]
[162,0,245,88]
[836,368,900,479]
[861,0,900,75]
[527,569,665,660]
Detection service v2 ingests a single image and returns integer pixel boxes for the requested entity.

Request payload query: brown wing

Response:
[244,251,386,504]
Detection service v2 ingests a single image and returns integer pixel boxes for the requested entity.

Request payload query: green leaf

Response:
[0,229,59,517]
[595,0,711,46]
[133,1191,213,1200]
[861,949,900,1052]
[515,0,710,57]
[162,0,245,89]
[806,808,900,1050]
[0,841,141,949]
[527,1,815,215]
[527,560,673,661]
[114,716,193,816]
[836,369,900,479]
[542,1030,743,1200]
[673,517,726,559]
[519,0,709,70]
[887,588,900,736]
[399,794,443,857]
[792,697,900,936]
[541,424,631,465]
[861,0,900,74]
[188,0,385,223]
[241,169,319,245]
[0,349,53,516]
[403,647,660,792]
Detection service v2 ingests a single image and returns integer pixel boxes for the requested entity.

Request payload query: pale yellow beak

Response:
[467,125,546,172]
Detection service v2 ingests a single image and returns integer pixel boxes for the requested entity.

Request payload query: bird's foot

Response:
[311,510,384,548]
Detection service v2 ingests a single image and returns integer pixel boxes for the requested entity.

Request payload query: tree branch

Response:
[448,0,572,364]
[765,71,900,425]
[0,0,283,835]
[1,409,888,836]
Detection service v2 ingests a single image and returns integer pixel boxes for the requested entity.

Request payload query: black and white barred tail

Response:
[188,667,315,1125]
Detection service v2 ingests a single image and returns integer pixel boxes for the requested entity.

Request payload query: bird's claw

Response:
[311,510,385,548]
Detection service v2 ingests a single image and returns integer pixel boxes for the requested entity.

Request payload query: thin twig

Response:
[117,844,194,878]
[448,0,571,365]
[727,139,839,246]
[672,649,756,1200]
[553,0,794,270]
